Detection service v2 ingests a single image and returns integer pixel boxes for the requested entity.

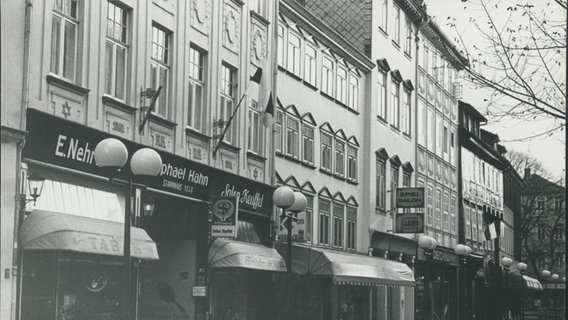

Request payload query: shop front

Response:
[19,109,276,320]
[415,246,459,320]
[277,244,415,320]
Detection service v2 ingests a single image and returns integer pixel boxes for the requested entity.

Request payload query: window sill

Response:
[185,127,212,141]
[404,51,412,60]
[217,141,241,153]
[247,151,267,162]
[390,125,401,132]
[319,168,333,176]
[46,74,90,95]
[346,179,359,186]
[302,80,318,91]
[249,10,269,26]
[391,40,401,50]
[376,116,388,125]
[148,113,178,129]
[378,28,388,38]
[283,154,301,164]
[333,173,346,181]
[102,96,136,113]
[301,161,317,169]
[285,70,303,82]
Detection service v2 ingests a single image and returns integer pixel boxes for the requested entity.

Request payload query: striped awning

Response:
[523,275,544,290]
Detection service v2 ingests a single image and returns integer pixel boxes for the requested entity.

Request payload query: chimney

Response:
[524,168,531,180]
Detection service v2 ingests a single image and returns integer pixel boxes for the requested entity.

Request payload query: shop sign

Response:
[210,196,238,238]
[192,286,207,297]
[431,249,460,265]
[395,213,424,233]
[545,283,565,289]
[23,109,273,217]
[396,188,425,208]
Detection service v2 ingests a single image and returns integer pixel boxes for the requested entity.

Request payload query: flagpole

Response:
[212,86,249,159]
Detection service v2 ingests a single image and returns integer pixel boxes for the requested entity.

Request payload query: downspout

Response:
[270,0,279,248]
[13,1,34,320]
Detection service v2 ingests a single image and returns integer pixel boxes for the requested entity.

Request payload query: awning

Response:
[19,210,159,260]
[208,238,287,272]
[523,275,543,290]
[289,244,415,286]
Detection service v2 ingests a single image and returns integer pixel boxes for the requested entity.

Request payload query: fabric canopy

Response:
[208,238,287,272]
[523,275,544,290]
[289,244,415,286]
[19,210,159,260]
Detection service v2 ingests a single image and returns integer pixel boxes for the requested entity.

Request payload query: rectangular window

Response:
[435,189,441,229]
[418,99,425,146]
[304,43,317,86]
[465,206,471,240]
[402,90,411,135]
[51,0,79,82]
[348,73,359,111]
[347,206,357,250]
[151,25,170,118]
[404,16,412,55]
[319,199,331,245]
[251,0,266,16]
[287,33,301,76]
[390,167,399,211]
[304,196,313,243]
[277,24,285,67]
[247,100,263,154]
[333,203,344,248]
[423,45,429,71]
[188,47,206,131]
[376,160,386,211]
[431,51,437,80]
[393,5,401,44]
[302,125,314,165]
[450,196,457,234]
[402,172,411,187]
[275,112,283,152]
[105,2,127,100]
[220,64,237,145]
[322,56,334,96]
[391,81,400,128]
[378,72,387,120]
[286,118,300,159]
[443,192,449,231]
[379,0,388,32]
[321,132,333,172]
[443,126,449,154]
[427,185,433,226]
[347,145,358,182]
[337,66,348,105]
[335,140,345,177]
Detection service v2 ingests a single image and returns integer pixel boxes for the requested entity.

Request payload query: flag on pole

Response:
[263,94,274,128]
[484,222,497,240]
[244,64,274,128]
[245,67,263,99]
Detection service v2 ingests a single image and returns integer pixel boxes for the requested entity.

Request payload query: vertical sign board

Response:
[395,188,425,233]
[210,196,238,238]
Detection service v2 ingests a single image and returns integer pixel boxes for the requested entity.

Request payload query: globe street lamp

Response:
[273,186,307,320]
[517,262,528,320]
[418,235,437,320]
[94,138,162,320]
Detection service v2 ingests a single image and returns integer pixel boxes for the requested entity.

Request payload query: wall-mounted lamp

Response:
[418,235,437,256]
[143,197,156,216]
[501,256,514,271]
[22,172,45,206]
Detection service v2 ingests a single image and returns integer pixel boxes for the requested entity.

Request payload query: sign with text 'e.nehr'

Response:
[210,196,238,238]
[22,109,273,217]
[396,187,425,208]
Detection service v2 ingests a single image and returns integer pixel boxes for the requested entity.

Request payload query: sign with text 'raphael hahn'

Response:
[210,196,238,238]
[22,109,273,217]
[396,187,425,208]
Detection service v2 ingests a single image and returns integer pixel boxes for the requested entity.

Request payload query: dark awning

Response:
[19,210,159,260]
[208,238,287,272]
[289,244,415,286]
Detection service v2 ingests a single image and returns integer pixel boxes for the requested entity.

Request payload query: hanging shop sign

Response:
[210,196,239,238]
[394,213,424,233]
[396,188,425,208]
[22,109,273,217]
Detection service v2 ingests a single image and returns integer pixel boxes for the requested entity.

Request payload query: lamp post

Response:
[517,262,528,320]
[501,256,514,320]
[272,186,307,320]
[454,244,472,320]
[418,235,437,320]
[94,138,162,320]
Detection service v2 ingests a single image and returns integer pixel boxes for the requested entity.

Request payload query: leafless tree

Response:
[507,150,565,279]
[445,0,566,137]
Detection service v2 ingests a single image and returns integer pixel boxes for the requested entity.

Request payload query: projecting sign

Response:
[396,188,425,208]
[210,196,238,238]
[395,213,424,233]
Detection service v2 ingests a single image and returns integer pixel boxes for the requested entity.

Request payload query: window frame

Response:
[346,205,357,251]
[376,159,387,212]
[348,71,359,111]
[347,144,358,183]
[321,55,335,97]
[286,31,302,77]
[318,198,331,246]
[219,63,238,145]
[150,24,171,118]
[301,123,315,166]
[104,1,128,101]
[285,116,300,159]
[332,202,345,249]
[390,80,401,129]
[320,130,333,173]
[304,41,318,86]
[334,138,346,178]
[187,46,207,132]
[247,99,264,155]
[393,5,401,45]
[378,71,387,120]
[378,0,388,33]
[50,0,80,83]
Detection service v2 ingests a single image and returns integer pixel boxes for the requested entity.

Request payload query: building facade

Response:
[1,1,283,320]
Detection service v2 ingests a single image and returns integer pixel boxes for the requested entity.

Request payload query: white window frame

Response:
[302,124,315,166]
[319,198,331,246]
[391,80,401,128]
[346,206,357,251]
[332,202,345,249]
[334,138,345,177]
[220,63,237,145]
[187,46,206,132]
[393,5,401,45]
[320,131,333,172]
[378,71,387,120]
[404,15,412,56]
[275,112,284,153]
[105,1,128,101]
[347,144,358,182]
[247,99,263,155]
[50,0,79,82]
[287,32,301,76]
[336,65,348,105]
[277,24,285,67]
[322,55,335,97]
[304,41,317,86]
[285,117,300,159]
[348,72,359,111]
[402,89,411,135]
[378,0,388,32]
[151,25,171,118]
[376,159,386,211]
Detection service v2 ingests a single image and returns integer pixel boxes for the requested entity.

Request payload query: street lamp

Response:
[94,138,162,320]
[501,257,513,319]
[454,244,472,320]
[517,262,528,320]
[273,186,307,320]
[418,235,437,320]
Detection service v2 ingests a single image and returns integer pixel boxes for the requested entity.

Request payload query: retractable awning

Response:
[523,275,543,290]
[208,238,287,272]
[19,210,159,260]
[289,244,415,286]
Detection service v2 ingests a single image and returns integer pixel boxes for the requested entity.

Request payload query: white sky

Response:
[425,0,566,182]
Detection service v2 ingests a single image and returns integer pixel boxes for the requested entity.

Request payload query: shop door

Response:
[430,279,449,320]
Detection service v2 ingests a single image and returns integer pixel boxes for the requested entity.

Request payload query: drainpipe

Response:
[13,1,34,320]
[270,0,279,248]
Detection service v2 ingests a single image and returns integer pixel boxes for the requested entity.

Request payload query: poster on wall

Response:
[210,196,239,238]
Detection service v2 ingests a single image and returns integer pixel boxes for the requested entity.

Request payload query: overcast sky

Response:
[425,0,566,182]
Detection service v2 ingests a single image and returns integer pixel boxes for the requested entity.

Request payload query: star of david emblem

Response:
[62,102,72,119]
[253,168,258,179]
